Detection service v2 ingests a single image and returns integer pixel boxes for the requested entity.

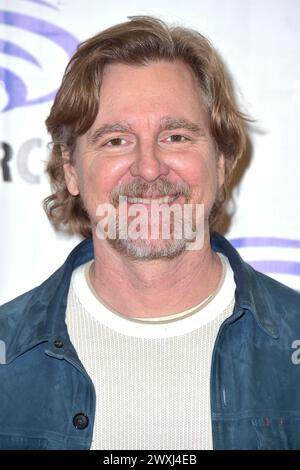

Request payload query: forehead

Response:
[90,60,208,129]
[101,59,199,89]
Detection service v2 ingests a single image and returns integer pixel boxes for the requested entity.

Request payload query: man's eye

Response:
[166,135,189,143]
[105,138,125,146]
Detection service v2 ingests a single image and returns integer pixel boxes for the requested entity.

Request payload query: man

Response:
[0,16,300,451]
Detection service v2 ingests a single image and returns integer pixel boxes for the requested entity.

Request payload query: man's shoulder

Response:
[254,267,300,299]
[0,280,50,324]
[213,232,300,312]
[0,238,94,322]
[251,267,300,318]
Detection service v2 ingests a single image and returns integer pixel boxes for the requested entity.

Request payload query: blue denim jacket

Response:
[1,233,300,450]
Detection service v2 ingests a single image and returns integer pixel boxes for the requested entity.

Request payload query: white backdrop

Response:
[1,0,300,304]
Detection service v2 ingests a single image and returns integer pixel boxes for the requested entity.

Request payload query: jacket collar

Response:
[212,232,279,339]
[2,233,279,364]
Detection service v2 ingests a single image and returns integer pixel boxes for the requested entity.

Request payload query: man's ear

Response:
[217,153,225,189]
[61,146,79,196]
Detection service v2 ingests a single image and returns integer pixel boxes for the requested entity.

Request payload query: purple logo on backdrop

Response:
[0,0,79,112]
[24,0,59,9]
[230,237,300,277]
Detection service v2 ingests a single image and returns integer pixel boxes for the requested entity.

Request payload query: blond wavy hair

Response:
[44,16,249,238]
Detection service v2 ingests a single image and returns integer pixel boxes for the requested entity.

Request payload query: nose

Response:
[129,142,169,181]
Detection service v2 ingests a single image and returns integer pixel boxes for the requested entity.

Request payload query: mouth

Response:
[126,195,179,204]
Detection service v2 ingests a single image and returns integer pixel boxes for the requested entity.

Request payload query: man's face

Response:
[64,60,225,259]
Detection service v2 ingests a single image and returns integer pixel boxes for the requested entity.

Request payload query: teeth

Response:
[127,196,177,204]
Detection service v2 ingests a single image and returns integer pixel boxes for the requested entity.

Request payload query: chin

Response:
[108,237,188,260]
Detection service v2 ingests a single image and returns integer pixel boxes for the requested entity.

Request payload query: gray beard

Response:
[108,236,187,260]
[105,214,198,261]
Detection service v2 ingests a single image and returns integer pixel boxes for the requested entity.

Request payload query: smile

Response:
[126,195,178,204]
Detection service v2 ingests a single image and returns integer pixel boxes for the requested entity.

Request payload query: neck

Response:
[89,229,222,318]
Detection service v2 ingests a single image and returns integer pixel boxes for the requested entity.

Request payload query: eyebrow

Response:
[88,122,134,145]
[88,116,206,145]
[159,116,206,135]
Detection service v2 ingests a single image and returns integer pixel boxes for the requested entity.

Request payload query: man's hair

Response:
[44,15,249,238]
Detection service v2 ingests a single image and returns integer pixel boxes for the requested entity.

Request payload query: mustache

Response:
[110,178,191,206]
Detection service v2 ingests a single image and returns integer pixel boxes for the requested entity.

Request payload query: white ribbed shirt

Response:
[66,253,235,450]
